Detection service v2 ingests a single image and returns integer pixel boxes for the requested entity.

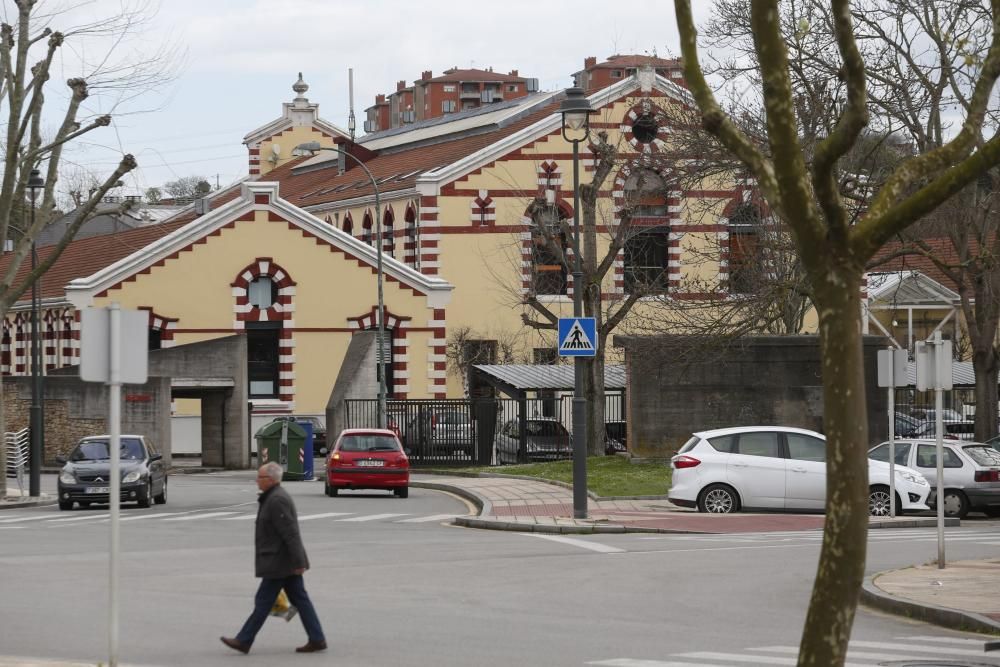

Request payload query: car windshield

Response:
[70,438,145,461]
[339,435,400,452]
[525,421,567,436]
[962,445,1000,467]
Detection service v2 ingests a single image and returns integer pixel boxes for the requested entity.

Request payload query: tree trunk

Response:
[798,269,869,667]
[582,351,606,456]
[973,350,999,444]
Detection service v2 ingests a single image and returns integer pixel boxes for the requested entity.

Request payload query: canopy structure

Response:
[471,364,625,398]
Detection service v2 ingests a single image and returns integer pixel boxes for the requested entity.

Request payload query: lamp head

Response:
[559,87,595,136]
[27,169,44,192]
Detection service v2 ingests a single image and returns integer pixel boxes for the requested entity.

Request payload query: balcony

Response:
[459,86,481,99]
[481,89,503,103]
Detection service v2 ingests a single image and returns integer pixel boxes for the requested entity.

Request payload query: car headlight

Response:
[897,470,928,486]
[59,471,75,485]
[122,471,142,484]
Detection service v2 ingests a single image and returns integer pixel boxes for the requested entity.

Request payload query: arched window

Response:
[531,203,570,295]
[362,211,373,246]
[405,204,418,268]
[728,204,763,295]
[248,276,278,309]
[382,208,395,257]
[343,212,354,235]
[622,168,671,294]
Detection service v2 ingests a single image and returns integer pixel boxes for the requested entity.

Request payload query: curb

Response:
[0,496,57,510]
[453,516,708,534]
[869,517,961,529]
[409,480,490,516]
[860,573,1000,636]
[168,467,228,475]
[415,470,671,502]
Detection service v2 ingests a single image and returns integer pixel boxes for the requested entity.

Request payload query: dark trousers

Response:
[236,574,325,646]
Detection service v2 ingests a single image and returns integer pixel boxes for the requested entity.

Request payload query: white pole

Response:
[108,303,121,666]
[934,333,945,569]
[888,382,896,518]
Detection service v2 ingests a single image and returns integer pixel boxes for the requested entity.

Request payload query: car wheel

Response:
[58,500,73,511]
[395,487,409,499]
[942,489,969,519]
[154,478,167,504]
[697,484,739,514]
[138,479,152,508]
[868,486,903,517]
[325,483,338,497]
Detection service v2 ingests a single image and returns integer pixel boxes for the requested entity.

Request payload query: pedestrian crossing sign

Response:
[558,317,597,357]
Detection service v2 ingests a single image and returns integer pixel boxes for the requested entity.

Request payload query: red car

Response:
[325,429,410,498]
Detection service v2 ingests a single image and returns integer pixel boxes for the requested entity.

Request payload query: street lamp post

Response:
[294,141,387,428]
[559,88,596,520]
[27,168,45,497]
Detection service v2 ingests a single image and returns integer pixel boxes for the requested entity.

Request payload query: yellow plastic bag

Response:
[270,589,298,621]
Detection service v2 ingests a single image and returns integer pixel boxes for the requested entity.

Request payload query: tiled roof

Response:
[592,55,682,70]
[281,101,561,209]
[423,69,524,84]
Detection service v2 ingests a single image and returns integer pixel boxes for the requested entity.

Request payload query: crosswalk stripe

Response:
[105,512,192,522]
[395,514,460,523]
[162,512,238,521]
[752,645,963,662]
[524,533,626,554]
[337,513,410,522]
[898,634,992,645]
[219,514,258,520]
[299,513,353,521]
[588,660,728,666]
[0,513,63,523]
[47,513,110,523]
[676,652,874,666]
[848,640,984,656]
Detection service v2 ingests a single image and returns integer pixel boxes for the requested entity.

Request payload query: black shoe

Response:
[220,636,250,654]
[295,640,327,653]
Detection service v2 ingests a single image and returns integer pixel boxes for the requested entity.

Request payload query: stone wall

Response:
[2,375,173,465]
[613,334,889,459]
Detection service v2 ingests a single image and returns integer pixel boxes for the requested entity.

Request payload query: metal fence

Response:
[344,393,626,466]
[893,387,977,440]
[4,428,29,493]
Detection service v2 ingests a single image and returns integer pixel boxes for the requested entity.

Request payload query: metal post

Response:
[108,303,122,666]
[888,382,896,518]
[570,139,587,520]
[29,237,41,496]
[934,332,945,569]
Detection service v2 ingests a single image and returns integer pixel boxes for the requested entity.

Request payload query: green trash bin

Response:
[255,419,308,481]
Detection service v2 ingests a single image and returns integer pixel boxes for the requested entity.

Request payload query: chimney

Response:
[376,94,386,104]
[584,56,597,69]
[421,70,432,81]
[397,79,406,91]
[509,69,518,77]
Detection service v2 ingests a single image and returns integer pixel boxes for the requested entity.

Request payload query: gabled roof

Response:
[867,271,960,307]
[62,182,451,308]
[588,54,683,70]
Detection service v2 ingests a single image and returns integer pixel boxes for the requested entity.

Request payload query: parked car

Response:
[56,435,168,511]
[325,429,409,498]
[669,426,931,515]
[868,439,1000,518]
[495,418,572,464]
[402,409,474,457]
[604,420,627,455]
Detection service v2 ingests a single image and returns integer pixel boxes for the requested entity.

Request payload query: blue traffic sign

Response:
[558,317,597,357]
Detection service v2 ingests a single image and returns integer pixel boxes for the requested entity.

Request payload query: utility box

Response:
[255,419,307,481]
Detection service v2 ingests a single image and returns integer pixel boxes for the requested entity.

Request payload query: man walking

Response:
[221,462,327,654]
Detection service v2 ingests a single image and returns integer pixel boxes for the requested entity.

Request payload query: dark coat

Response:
[254,484,310,579]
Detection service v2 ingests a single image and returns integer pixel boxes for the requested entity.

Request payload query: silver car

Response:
[494,418,572,464]
[869,439,1000,518]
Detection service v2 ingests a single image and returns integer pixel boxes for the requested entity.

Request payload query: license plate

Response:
[86,487,109,494]
[357,460,384,467]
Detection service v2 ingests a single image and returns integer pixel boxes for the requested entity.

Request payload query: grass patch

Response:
[431,456,672,497]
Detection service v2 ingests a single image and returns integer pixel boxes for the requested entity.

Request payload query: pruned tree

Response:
[144,186,162,204]
[163,175,211,200]
[674,1,1000,665]
[0,0,175,497]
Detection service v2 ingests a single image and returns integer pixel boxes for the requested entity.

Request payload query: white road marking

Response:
[677,651,875,666]
[753,645,968,662]
[523,533,626,554]
[103,512,193,522]
[587,661,727,666]
[47,513,110,523]
[162,512,239,521]
[298,512,353,521]
[337,513,410,522]
[0,513,63,523]
[219,514,258,520]
[899,634,995,645]
[848,640,984,656]
[395,514,460,523]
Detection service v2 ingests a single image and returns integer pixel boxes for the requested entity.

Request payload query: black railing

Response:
[344,393,626,466]
[893,387,977,441]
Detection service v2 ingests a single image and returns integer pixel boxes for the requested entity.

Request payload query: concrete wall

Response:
[326,331,379,440]
[614,335,889,459]
[2,375,173,465]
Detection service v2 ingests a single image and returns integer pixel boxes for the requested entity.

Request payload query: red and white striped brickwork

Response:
[418,195,440,275]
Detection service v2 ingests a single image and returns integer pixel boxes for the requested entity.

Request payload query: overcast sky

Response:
[29,0,715,201]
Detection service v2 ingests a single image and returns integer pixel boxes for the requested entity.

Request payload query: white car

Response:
[669,426,931,515]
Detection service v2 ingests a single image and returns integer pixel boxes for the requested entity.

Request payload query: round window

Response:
[632,113,659,144]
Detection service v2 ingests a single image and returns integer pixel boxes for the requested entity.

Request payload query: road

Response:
[1,471,999,666]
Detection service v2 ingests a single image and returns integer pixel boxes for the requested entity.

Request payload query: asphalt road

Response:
[1,472,999,666]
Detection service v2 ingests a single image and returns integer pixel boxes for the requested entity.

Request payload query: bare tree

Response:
[0,0,176,497]
[163,175,211,200]
[675,1,1000,665]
